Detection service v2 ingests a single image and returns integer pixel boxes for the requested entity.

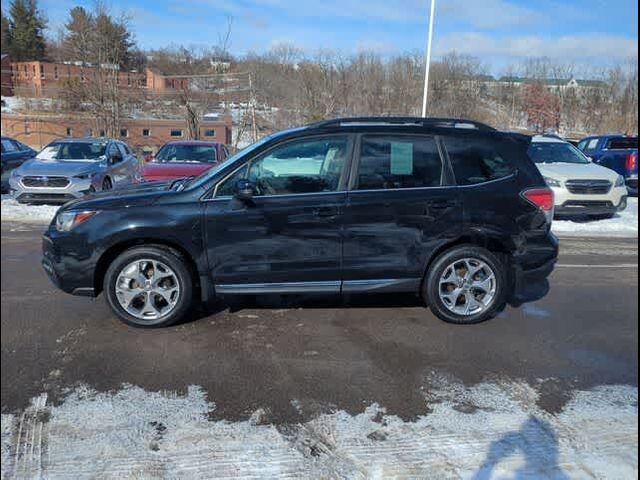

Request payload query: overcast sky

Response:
[35,0,639,72]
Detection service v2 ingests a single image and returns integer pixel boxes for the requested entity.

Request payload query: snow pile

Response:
[1,379,637,478]
[552,197,638,238]
[1,96,22,112]
[1,195,59,225]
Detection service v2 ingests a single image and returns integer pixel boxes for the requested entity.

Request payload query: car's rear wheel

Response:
[102,177,112,191]
[424,245,508,324]
[104,246,194,328]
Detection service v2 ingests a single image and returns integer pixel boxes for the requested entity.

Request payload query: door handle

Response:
[430,200,457,210]
[313,207,340,218]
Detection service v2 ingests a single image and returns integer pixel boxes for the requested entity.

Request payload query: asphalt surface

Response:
[1,223,638,424]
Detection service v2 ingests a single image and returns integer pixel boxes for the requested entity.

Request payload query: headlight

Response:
[55,210,99,232]
[615,175,625,187]
[543,177,562,188]
[74,173,93,180]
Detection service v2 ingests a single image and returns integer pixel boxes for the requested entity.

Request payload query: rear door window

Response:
[444,136,515,185]
[355,135,442,190]
[606,138,638,150]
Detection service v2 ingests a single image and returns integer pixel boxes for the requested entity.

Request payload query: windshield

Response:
[36,142,107,161]
[528,142,590,165]
[184,135,275,190]
[155,144,217,163]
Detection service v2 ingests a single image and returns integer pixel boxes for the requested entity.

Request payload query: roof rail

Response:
[309,116,496,131]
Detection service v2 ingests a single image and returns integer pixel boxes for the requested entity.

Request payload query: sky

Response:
[30,0,640,72]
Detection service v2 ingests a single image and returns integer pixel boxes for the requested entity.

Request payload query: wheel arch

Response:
[420,232,515,292]
[94,238,201,299]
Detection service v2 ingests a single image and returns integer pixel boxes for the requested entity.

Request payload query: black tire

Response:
[102,177,113,191]
[104,246,194,328]
[424,245,508,325]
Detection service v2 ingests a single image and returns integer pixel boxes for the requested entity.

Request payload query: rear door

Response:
[342,134,462,293]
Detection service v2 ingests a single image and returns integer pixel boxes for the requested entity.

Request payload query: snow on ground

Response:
[1,378,636,479]
[552,197,638,238]
[1,195,59,225]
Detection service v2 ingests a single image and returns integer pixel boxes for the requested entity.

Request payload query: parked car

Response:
[577,134,638,195]
[529,135,628,219]
[42,117,558,328]
[139,141,229,182]
[9,137,139,204]
[1,136,37,193]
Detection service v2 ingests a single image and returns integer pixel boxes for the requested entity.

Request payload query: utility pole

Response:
[421,0,436,117]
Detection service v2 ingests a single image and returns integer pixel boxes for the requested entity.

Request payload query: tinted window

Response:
[577,140,588,151]
[356,136,442,190]
[445,137,515,185]
[1,139,18,153]
[528,142,589,165]
[247,136,348,196]
[606,138,638,150]
[216,164,249,197]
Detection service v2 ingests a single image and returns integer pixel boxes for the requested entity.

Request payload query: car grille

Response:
[565,179,612,195]
[16,193,76,204]
[22,176,70,188]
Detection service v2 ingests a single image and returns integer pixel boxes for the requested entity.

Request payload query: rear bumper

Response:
[509,232,558,306]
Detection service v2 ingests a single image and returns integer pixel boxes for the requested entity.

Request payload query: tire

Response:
[104,246,194,328]
[424,245,508,325]
[102,177,113,191]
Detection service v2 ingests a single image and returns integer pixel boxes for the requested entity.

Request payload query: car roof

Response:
[162,140,221,146]
[531,135,568,144]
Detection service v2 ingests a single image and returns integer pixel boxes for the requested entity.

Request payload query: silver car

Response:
[9,138,140,204]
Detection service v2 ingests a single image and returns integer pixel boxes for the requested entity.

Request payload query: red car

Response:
[140,141,230,182]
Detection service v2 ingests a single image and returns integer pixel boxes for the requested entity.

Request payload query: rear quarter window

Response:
[606,138,638,150]
[443,136,516,186]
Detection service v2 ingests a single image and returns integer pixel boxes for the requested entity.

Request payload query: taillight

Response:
[626,152,637,173]
[523,188,554,211]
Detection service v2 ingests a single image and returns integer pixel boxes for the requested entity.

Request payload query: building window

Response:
[170,129,183,137]
[66,127,73,137]
[127,74,131,86]
[24,123,31,135]
[142,129,151,137]
[99,129,106,137]
[120,128,128,137]
[40,64,45,79]
[54,66,59,80]
[203,129,215,137]
[85,128,93,137]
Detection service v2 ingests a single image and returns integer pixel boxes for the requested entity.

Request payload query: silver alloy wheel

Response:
[115,259,180,322]
[438,258,497,316]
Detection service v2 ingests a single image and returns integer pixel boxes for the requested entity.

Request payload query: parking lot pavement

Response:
[1,223,638,478]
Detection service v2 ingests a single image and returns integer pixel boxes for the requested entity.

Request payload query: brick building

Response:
[1,113,233,152]
[7,61,147,97]
[6,61,197,97]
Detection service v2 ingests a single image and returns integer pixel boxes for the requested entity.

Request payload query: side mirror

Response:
[109,153,123,165]
[234,179,256,201]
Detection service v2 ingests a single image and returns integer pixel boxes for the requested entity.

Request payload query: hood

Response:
[17,158,103,177]
[536,161,619,182]
[141,162,214,180]
[62,181,175,211]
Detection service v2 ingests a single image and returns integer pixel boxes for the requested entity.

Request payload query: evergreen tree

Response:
[7,0,47,60]
[1,11,10,55]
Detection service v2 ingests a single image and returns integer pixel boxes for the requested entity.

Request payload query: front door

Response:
[204,135,353,293]
[342,134,462,293]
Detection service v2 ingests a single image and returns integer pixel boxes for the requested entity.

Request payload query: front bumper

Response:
[9,175,95,204]
[42,231,97,296]
[551,184,628,217]
[626,175,638,195]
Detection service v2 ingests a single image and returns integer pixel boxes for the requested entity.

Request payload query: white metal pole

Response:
[421,0,436,117]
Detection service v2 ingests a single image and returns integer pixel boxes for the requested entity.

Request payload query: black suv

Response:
[42,118,558,327]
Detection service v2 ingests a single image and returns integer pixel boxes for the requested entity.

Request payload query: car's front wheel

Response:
[104,246,194,328]
[424,245,508,324]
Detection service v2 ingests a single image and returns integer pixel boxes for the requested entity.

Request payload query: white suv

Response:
[528,135,628,219]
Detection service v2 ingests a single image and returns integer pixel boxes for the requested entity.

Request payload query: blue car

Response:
[1,136,37,193]
[577,135,638,196]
